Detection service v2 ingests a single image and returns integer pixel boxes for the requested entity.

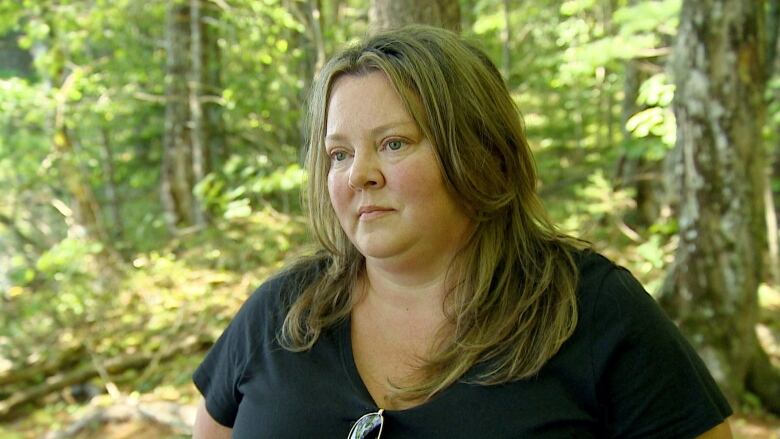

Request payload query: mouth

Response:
[358,205,394,220]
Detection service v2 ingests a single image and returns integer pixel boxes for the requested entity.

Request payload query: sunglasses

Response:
[348,408,385,439]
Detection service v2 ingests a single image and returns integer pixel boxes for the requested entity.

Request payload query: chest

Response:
[228,322,601,439]
[349,308,440,410]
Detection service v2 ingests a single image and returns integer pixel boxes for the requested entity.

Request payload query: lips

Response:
[358,205,394,219]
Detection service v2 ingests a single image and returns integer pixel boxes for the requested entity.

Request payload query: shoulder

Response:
[263,254,330,298]
[247,254,330,313]
[573,249,617,292]
[573,249,635,293]
[571,250,681,373]
[573,250,659,327]
[232,254,330,334]
[569,251,732,437]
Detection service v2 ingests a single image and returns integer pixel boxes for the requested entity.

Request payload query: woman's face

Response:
[325,71,472,268]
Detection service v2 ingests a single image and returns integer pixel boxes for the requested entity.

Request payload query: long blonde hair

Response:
[281,25,586,402]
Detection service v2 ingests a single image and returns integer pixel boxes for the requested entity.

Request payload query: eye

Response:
[331,150,348,162]
[385,139,405,151]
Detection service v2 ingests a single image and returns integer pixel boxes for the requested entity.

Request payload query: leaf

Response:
[473,12,503,35]
[614,0,681,35]
[224,199,252,219]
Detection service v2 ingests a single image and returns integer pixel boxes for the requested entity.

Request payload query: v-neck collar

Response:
[338,316,379,408]
[337,315,467,417]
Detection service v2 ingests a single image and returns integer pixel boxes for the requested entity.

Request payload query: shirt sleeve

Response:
[192,258,325,428]
[589,266,732,439]
[192,286,266,427]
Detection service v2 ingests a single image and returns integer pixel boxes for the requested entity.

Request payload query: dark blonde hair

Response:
[281,25,585,402]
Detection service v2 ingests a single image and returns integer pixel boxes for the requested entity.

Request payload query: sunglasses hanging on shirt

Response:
[348,408,384,439]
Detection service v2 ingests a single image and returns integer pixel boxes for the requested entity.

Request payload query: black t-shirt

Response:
[193,251,731,438]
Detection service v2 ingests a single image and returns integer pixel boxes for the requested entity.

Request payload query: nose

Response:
[348,150,384,190]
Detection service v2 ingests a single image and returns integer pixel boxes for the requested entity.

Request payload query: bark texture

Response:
[189,0,206,227]
[162,0,216,230]
[162,0,196,229]
[202,0,225,170]
[369,0,460,33]
[660,0,780,413]
[768,0,780,285]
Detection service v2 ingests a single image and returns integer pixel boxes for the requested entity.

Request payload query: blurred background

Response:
[0,0,778,437]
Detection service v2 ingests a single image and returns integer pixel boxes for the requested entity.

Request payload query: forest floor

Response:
[1,250,779,438]
[2,321,778,439]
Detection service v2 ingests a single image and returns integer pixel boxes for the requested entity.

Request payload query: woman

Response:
[193,25,732,438]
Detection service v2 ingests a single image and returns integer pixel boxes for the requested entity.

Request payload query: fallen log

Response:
[0,335,209,419]
[0,344,86,388]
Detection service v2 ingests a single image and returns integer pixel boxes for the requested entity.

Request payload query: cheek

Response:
[394,162,446,204]
[327,172,351,215]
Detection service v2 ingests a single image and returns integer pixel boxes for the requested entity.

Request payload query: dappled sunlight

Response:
[2,0,780,436]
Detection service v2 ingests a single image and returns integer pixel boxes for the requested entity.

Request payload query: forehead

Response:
[325,71,413,131]
[328,71,403,108]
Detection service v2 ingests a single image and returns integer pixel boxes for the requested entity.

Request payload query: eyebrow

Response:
[325,120,418,143]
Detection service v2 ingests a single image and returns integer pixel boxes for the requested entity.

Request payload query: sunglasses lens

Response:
[348,412,383,439]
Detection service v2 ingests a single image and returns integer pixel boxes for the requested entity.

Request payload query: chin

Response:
[354,241,403,260]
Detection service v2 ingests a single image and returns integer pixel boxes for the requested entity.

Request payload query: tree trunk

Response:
[660,0,780,413]
[767,0,780,285]
[288,0,327,91]
[308,0,326,75]
[368,0,460,33]
[162,0,197,230]
[100,126,125,245]
[202,0,225,170]
[764,170,780,284]
[189,0,206,227]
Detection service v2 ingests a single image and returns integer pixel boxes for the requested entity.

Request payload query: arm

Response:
[193,399,232,439]
[696,420,732,439]
[587,264,734,437]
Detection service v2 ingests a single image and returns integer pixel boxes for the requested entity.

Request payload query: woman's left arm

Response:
[697,420,732,439]
[588,265,734,438]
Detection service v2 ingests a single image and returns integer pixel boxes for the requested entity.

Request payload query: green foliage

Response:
[1,0,779,432]
[578,170,634,215]
[195,154,306,218]
[1,237,103,371]
[623,73,676,162]
[216,0,308,165]
[177,207,307,272]
[559,33,657,78]
[36,237,102,281]
[463,1,686,285]
[0,78,52,187]
[560,0,598,17]
[612,0,680,35]
[0,2,25,34]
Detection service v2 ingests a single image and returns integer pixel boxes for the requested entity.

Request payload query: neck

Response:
[359,257,454,317]
[357,224,473,315]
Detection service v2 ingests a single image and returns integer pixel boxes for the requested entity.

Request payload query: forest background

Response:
[0,0,779,437]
